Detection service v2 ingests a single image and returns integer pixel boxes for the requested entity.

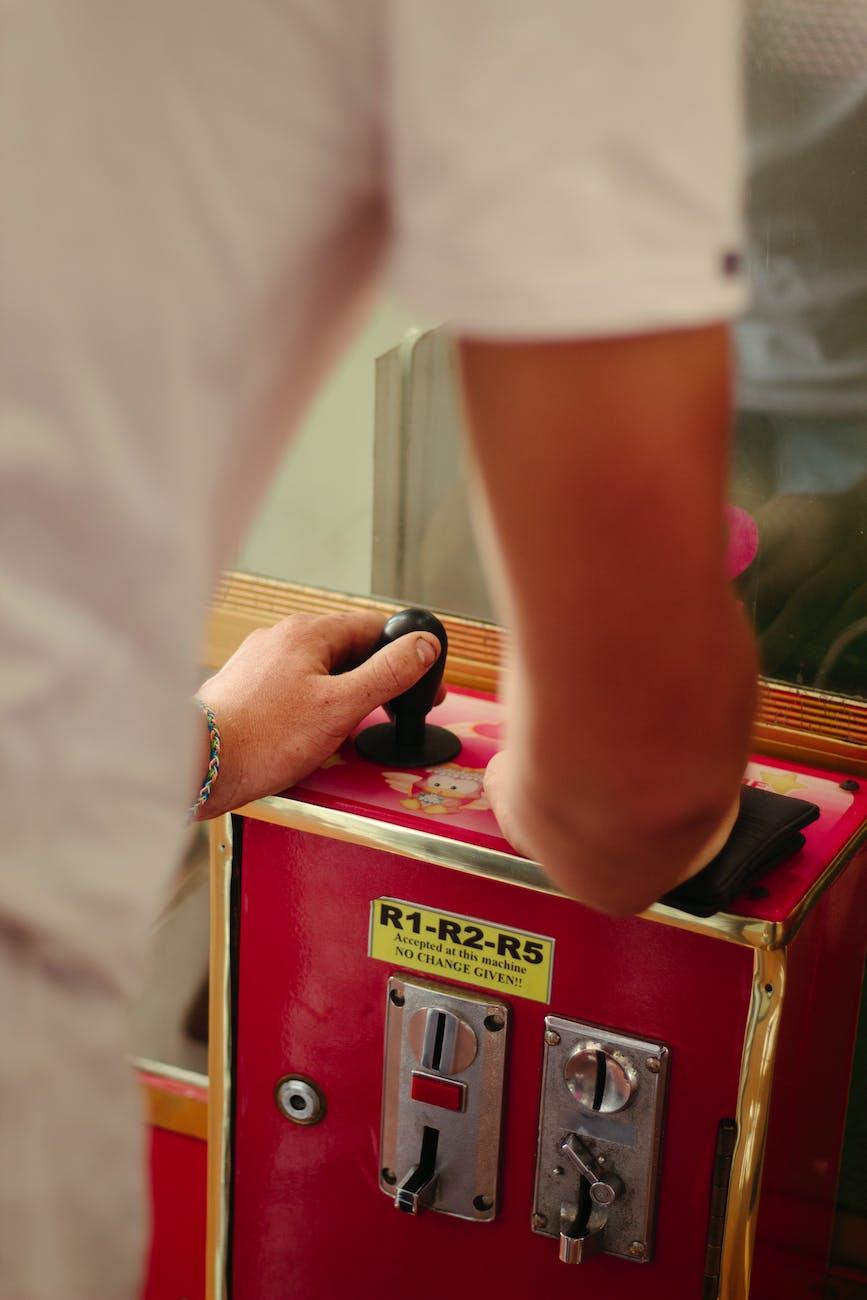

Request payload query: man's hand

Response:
[194,612,441,819]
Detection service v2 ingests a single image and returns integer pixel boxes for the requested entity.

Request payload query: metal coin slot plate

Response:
[533,1016,669,1262]
[380,975,509,1221]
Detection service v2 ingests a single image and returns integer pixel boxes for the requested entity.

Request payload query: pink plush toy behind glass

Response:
[726,504,759,581]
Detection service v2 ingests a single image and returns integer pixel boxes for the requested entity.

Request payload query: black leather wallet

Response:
[661,784,821,917]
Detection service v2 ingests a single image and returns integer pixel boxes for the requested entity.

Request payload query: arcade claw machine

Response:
[205,587,867,1300]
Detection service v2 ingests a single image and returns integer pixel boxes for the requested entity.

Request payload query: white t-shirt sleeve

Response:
[386,0,747,338]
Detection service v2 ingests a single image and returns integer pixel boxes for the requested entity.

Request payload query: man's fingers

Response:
[310,611,392,671]
[338,632,441,716]
[309,614,450,708]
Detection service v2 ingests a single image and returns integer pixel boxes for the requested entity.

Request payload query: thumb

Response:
[339,632,441,718]
[485,750,532,857]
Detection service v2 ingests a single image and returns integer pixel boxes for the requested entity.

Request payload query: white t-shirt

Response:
[0,2,744,1295]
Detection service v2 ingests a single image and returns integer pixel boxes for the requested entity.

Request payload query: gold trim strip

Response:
[782,822,867,947]
[718,947,788,1299]
[236,795,775,950]
[206,816,234,1300]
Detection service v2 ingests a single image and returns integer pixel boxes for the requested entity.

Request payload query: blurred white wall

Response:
[236,298,423,595]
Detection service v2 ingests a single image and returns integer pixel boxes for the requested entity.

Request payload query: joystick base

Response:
[355,723,461,768]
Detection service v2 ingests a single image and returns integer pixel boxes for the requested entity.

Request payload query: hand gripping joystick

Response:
[355,608,461,767]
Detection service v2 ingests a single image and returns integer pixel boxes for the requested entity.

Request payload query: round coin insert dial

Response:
[564,1045,637,1114]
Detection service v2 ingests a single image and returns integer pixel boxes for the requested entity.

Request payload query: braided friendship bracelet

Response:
[190,699,221,819]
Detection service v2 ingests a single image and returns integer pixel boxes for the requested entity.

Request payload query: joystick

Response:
[355,608,462,767]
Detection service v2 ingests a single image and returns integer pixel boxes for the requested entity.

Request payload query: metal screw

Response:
[484,1013,505,1033]
[532,1212,548,1230]
[627,1240,646,1259]
[473,1194,494,1213]
[389,988,405,1007]
[544,1030,561,1047]
[275,1076,325,1126]
[645,1056,661,1074]
[551,1165,564,1177]
[596,1155,606,1167]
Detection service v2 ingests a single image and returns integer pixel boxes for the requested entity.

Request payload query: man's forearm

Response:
[459,326,759,914]
[505,594,757,913]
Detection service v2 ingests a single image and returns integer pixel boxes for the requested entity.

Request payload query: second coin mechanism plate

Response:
[533,1016,670,1263]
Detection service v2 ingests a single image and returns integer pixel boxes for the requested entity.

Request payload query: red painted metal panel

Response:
[750,846,867,1299]
[141,1125,207,1300]
[231,821,755,1299]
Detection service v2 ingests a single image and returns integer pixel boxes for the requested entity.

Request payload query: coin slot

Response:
[564,1046,636,1115]
[432,1012,447,1072]
[592,1051,606,1111]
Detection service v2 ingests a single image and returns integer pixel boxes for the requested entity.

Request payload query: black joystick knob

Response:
[354,608,462,767]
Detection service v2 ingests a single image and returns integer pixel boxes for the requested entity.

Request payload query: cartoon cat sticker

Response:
[382,763,489,816]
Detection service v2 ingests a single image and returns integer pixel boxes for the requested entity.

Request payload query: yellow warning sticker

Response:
[368,898,554,1004]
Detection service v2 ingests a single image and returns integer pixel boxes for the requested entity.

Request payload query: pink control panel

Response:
[290,686,867,924]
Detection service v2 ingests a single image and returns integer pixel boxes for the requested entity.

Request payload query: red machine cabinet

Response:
[139,1067,208,1300]
[208,688,867,1300]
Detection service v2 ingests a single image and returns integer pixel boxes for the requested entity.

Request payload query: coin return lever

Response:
[533,1017,669,1263]
[380,976,508,1221]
